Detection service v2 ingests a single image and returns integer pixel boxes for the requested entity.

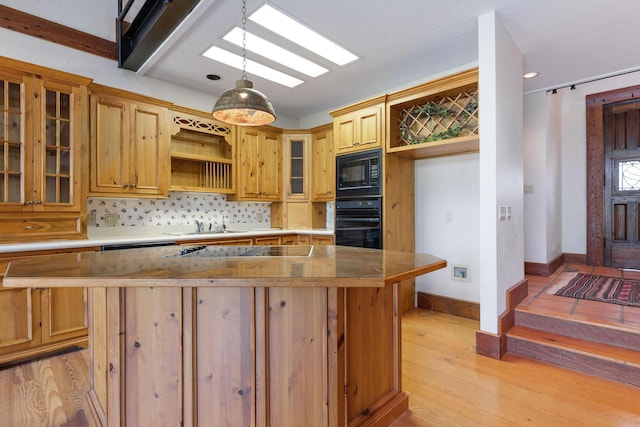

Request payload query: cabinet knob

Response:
[123,183,130,188]
[130,183,137,188]
[34,200,42,205]
[24,200,33,205]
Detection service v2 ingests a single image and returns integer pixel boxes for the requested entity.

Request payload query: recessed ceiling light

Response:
[202,46,304,88]
[223,27,328,78]
[249,5,358,66]
[523,72,539,79]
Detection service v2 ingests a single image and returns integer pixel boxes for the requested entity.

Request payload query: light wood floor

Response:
[2,310,640,426]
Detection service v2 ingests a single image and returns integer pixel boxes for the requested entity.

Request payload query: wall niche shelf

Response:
[169,110,236,193]
[386,68,479,159]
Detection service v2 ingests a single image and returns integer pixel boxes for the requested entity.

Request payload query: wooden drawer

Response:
[255,236,282,246]
[0,216,83,241]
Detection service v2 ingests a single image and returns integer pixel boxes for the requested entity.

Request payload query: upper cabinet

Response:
[386,68,479,159]
[310,124,334,201]
[169,108,235,194]
[331,96,385,155]
[283,133,310,200]
[89,85,170,197]
[232,126,282,201]
[0,58,90,241]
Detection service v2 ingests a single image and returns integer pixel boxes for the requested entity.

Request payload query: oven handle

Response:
[335,227,380,232]
[335,217,380,223]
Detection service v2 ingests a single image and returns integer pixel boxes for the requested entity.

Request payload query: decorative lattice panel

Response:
[398,89,478,145]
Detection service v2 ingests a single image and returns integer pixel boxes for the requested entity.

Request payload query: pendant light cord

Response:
[241,0,248,81]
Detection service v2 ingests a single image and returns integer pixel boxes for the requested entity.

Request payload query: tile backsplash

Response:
[87,192,271,228]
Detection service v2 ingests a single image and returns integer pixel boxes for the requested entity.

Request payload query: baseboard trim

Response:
[416,292,479,321]
[475,279,528,359]
[564,253,587,264]
[524,254,564,276]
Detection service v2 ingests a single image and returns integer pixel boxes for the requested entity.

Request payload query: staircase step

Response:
[507,325,640,388]
[515,308,640,352]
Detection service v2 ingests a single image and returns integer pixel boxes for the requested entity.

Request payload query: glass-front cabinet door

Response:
[36,79,80,211]
[0,71,81,213]
[0,72,28,212]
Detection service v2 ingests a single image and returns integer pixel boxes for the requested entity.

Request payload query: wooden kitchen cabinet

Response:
[0,57,90,241]
[89,86,170,197]
[331,96,384,155]
[310,124,335,201]
[232,126,282,201]
[0,247,97,365]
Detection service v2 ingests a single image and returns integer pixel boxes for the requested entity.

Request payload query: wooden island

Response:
[4,245,446,427]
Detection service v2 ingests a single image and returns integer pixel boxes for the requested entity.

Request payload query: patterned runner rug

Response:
[553,273,640,308]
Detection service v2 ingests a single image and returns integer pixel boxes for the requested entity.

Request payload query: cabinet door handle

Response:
[34,200,42,205]
[24,200,33,205]
[123,183,130,188]
[130,183,137,188]
[24,225,45,230]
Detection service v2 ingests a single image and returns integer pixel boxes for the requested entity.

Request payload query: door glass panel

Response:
[0,80,4,107]
[46,89,57,117]
[619,160,640,191]
[59,149,70,175]
[46,118,57,146]
[291,140,303,157]
[291,178,303,194]
[8,174,20,202]
[59,177,70,203]
[60,93,70,119]
[46,176,57,203]
[60,120,70,147]
[46,148,57,174]
[8,144,20,171]
[8,82,20,111]
[8,113,20,142]
[0,111,5,140]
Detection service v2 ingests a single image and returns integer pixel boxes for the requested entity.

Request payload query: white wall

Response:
[415,153,480,302]
[478,11,524,334]
[523,91,562,264]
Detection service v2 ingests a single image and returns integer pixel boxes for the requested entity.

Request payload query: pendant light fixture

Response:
[212,0,276,126]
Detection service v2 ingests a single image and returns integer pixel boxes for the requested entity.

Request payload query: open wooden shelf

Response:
[386,68,479,160]
[169,110,235,194]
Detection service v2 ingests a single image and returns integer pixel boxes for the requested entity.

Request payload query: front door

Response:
[603,100,640,268]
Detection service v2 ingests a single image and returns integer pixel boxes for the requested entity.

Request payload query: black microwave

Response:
[336,148,382,198]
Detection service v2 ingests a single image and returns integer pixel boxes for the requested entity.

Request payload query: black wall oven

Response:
[335,148,382,249]
[335,198,382,249]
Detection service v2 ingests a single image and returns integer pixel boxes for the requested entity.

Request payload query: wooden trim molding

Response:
[564,253,587,264]
[475,279,528,360]
[524,254,564,276]
[0,6,117,61]
[416,292,480,320]
[586,84,640,266]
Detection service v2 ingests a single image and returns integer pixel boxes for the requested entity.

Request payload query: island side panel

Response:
[267,287,327,426]
[195,287,254,426]
[124,287,183,427]
[346,285,407,425]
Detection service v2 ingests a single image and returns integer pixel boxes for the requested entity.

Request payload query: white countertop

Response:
[0,225,334,254]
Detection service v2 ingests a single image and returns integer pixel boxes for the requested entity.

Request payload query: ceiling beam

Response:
[0,5,117,61]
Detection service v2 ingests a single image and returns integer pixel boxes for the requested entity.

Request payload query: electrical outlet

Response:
[256,212,264,222]
[87,213,97,226]
[105,213,119,227]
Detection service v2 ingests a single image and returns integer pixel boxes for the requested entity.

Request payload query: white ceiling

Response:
[4,0,640,120]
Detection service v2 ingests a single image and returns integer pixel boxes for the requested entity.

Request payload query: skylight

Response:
[249,5,358,66]
[223,27,328,78]
[202,46,304,88]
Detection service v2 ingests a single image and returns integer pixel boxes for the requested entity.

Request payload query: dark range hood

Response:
[118,0,201,71]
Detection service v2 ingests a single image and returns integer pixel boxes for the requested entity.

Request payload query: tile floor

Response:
[521,264,640,331]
